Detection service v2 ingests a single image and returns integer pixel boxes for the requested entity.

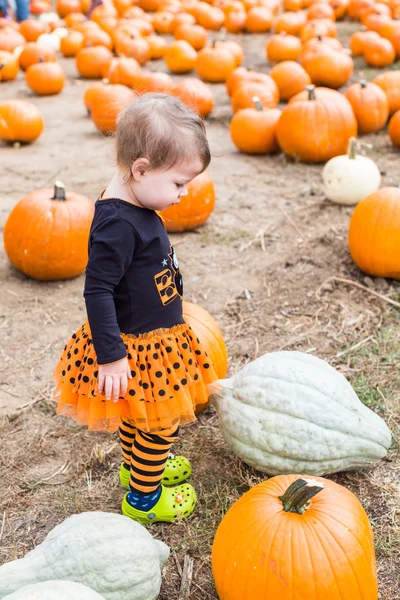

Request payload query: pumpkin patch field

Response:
[0,1,400,598]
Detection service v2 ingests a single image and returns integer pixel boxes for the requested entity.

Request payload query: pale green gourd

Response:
[211,350,392,476]
[3,581,106,599]
[0,513,170,600]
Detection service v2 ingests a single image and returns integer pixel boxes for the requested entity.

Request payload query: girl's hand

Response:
[98,357,132,402]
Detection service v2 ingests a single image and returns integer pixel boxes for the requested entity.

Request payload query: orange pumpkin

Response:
[90,84,136,134]
[0,27,26,52]
[82,28,113,50]
[270,61,311,101]
[230,97,281,154]
[194,2,225,29]
[0,50,19,82]
[232,82,278,113]
[245,6,273,32]
[227,66,279,97]
[132,70,175,93]
[329,0,348,19]
[373,70,400,114]
[152,11,175,34]
[274,11,306,35]
[195,44,236,82]
[175,77,214,117]
[25,61,66,95]
[164,39,197,73]
[266,32,302,62]
[300,46,354,89]
[103,56,141,86]
[161,171,215,232]
[56,0,82,16]
[76,45,113,78]
[115,35,150,65]
[307,1,336,20]
[174,23,208,50]
[171,12,196,31]
[19,19,49,42]
[349,30,379,55]
[0,99,44,144]
[212,475,378,600]
[388,108,400,146]
[19,42,57,72]
[363,35,395,67]
[60,30,84,57]
[64,12,87,27]
[225,10,246,32]
[276,84,357,162]
[3,181,94,281]
[83,81,105,115]
[214,38,243,66]
[349,187,400,279]
[183,300,227,414]
[300,18,338,42]
[146,34,168,59]
[345,80,389,133]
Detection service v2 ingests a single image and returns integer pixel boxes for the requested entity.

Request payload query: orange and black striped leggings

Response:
[119,420,179,493]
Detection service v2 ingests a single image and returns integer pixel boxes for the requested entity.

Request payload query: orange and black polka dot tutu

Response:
[53,321,220,433]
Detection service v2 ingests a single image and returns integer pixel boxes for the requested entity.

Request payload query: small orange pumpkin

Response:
[56,0,82,16]
[161,171,216,232]
[363,35,395,67]
[373,70,400,114]
[245,6,273,32]
[349,187,400,279]
[266,32,302,62]
[164,39,197,73]
[19,19,49,42]
[19,42,57,71]
[83,81,105,115]
[0,50,19,82]
[60,30,84,57]
[146,34,168,60]
[214,37,243,67]
[195,44,236,82]
[300,46,354,89]
[232,82,278,113]
[175,77,214,117]
[0,27,26,52]
[174,23,208,50]
[103,56,141,86]
[307,1,336,20]
[0,99,44,144]
[230,96,281,154]
[90,84,136,135]
[345,80,389,133]
[225,10,246,33]
[82,28,113,50]
[75,45,113,78]
[115,35,150,66]
[152,11,175,34]
[3,181,94,281]
[388,108,400,146]
[25,61,66,95]
[132,70,175,94]
[270,61,311,101]
[274,11,306,36]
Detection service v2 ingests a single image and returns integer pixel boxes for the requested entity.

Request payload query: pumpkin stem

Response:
[317,34,323,41]
[252,96,263,111]
[347,136,358,159]
[51,181,67,201]
[0,63,5,71]
[278,478,324,514]
[306,84,316,100]
[219,27,227,42]
[360,79,367,88]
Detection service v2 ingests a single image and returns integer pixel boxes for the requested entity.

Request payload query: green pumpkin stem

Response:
[252,96,263,111]
[52,181,67,201]
[347,136,358,159]
[360,79,368,88]
[306,85,316,101]
[278,478,324,514]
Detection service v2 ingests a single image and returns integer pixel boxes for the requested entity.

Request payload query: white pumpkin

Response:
[0,512,169,600]
[3,581,105,599]
[322,137,381,205]
[38,12,60,24]
[37,33,61,52]
[211,351,392,476]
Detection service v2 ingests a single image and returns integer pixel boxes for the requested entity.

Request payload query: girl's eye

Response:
[175,183,184,188]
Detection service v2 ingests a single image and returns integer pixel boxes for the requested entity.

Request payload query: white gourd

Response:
[3,580,105,599]
[0,512,170,600]
[211,351,392,476]
[322,137,381,205]
[36,33,61,52]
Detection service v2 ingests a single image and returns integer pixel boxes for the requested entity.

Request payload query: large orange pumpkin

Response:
[161,171,215,232]
[183,300,228,413]
[3,181,94,281]
[0,99,44,144]
[212,475,378,600]
[348,187,400,279]
[276,85,357,163]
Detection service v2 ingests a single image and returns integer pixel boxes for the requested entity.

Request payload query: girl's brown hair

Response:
[115,93,211,182]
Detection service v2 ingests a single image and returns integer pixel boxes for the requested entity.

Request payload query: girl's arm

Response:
[84,216,137,400]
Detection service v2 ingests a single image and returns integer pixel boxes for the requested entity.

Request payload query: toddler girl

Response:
[53,93,219,524]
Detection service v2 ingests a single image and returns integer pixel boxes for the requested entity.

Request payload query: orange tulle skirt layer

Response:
[53,321,220,433]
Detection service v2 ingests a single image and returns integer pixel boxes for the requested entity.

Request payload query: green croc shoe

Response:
[119,453,192,489]
[122,483,197,524]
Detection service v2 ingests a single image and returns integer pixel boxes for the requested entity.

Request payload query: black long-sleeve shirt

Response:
[84,199,184,365]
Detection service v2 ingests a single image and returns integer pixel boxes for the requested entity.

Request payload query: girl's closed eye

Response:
[175,183,184,188]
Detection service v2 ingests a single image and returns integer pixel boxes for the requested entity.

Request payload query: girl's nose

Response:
[179,186,188,198]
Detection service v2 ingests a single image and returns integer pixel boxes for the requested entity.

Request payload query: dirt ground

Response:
[0,23,399,599]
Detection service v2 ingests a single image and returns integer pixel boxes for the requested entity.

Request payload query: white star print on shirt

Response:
[161,258,168,267]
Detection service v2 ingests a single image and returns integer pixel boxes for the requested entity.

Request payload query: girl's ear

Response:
[131,158,150,182]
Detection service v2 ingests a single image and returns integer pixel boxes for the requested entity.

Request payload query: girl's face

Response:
[131,157,204,211]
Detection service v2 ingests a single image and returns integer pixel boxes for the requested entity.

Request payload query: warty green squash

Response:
[211,351,391,476]
[0,512,169,600]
